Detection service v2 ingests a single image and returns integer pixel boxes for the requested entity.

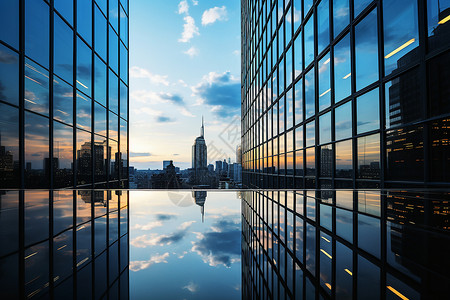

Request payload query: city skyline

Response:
[129,0,241,170]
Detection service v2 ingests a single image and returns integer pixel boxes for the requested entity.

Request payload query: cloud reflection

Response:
[191,219,240,268]
[130,252,170,272]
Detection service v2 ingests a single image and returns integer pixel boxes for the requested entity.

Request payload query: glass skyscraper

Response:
[241,0,450,189]
[0,0,129,189]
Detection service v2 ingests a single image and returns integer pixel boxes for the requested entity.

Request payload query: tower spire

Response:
[200,116,204,137]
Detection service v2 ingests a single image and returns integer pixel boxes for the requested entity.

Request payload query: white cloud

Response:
[183,282,198,293]
[191,0,198,5]
[178,0,189,15]
[184,46,199,57]
[201,6,228,26]
[179,107,196,117]
[232,50,240,56]
[130,253,170,272]
[179,16,199,43]
[130,66,170,86]
[133,221,163,231]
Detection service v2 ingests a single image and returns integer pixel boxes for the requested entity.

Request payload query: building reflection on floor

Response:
[241,190,450,299]
[0,190,129,299]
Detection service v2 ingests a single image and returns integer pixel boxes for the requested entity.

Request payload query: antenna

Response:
[200,116,205,137]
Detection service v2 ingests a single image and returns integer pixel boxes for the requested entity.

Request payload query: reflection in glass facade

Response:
[241,0,450,188]
[241,190,450,299]
[0,190,129,299]
[0,0,129,188]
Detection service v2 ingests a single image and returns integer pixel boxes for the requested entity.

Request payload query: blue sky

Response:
[129,0,241,170]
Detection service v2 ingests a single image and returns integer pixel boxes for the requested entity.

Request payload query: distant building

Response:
[215,160,223,173]
[191,118,208,185]
[151,160,181,189]
[236,145,242,165]
[208,164,214,172]
[163,160,171,170]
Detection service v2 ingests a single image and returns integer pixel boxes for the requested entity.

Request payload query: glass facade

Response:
[241,190,450,299]
[241,0,450,189]
[0,190,129,299]
[0,0,129,189]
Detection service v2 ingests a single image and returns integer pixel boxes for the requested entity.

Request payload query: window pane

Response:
[0,103,19,188]
[336,140,352,178]
[305,67,315,119]
[55,0,73,25]
[354,0,372,17]
[286,89,293,129]
[334,33,351,102]
[120,6,128,47]
[427,0,450,51]
[279,56,285,93]
[77,129,92,185]
[109,70,119,114]
[319,112,331,144]
[54,122,74,188]
[94,55,107,106]
[320,144,332,177]
[76,93,91,131]
[304,15,315,67]
[318,53,331,111]
[333,0,349,38]
[109,112,118,141]
[428,51,450,117]
[110,139,119,180]
[356,88,379,134]
[77,0,92,45]
[25,59,49,115]
[109,26,119,73]
[304,0,313,14]
[94,135,107,182]
[336,242,352,299]
[317,0,330,54]
[357,134,380,179]
[120,119,128,172]
[286,7,293,46]
[294,32,303,78]
[95,5,107,60]
[385,68,422,129]
[306,147,315,176]
[383,0,419,75]
[286,46,293,88]
[54,14,74,84]
[120,43,128,84]
[293,0,302,33]
[25,112,49,188]
[94,102,107,136]
[295,150,304,176]
[355,10,378,91]
[386,125,424,181]
[25,0,49,68]
[306,121,315,147]
[335,101,352,140]
[96,0,107,14]
[109,0,119,33]
[279,97,285,133]
[0,44,19,106]
[295,125,303,149]
[120,81,128,120]
[357,256,380,299]
[430,118,450,182]
[0,0,19,49]
[54,77,73,125]
[77,38,92,96]
[294,78,303,125]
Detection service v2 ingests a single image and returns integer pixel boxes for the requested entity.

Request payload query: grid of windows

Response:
[0,0,129,188]
[241,0,450,188]
[241,190,450,299]
[0,190,129,299]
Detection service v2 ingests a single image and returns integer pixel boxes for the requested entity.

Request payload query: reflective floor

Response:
[0,189,449,299]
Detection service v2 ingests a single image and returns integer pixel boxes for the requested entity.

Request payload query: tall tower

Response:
[192,118,208,185]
